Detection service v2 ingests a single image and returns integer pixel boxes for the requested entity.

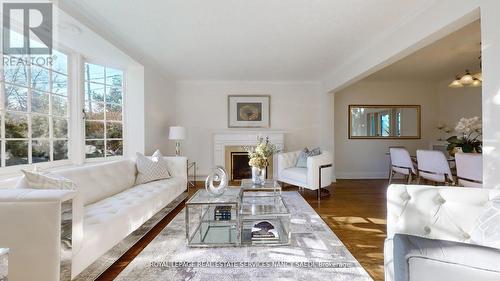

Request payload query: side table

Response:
[187,161,197,190]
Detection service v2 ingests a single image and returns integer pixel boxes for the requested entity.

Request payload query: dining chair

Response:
[455,153,483,188]
[389,147,416,184]
[416,150,455,185]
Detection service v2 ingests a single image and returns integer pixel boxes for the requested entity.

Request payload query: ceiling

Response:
[60,0,435,81]
[366,20,481,82]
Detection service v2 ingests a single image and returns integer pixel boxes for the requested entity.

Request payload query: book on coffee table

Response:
[251,221,279,241]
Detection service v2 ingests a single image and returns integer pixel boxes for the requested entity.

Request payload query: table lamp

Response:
[169,126,186,156]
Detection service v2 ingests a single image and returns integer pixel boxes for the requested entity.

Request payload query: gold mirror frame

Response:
[348,105,421,139]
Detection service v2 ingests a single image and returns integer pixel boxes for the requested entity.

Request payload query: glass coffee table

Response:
[239,180,291,246]
[185,188,241,247]
[185,181,291,247]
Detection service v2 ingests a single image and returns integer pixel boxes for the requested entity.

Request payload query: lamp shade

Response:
[169,126,186,140]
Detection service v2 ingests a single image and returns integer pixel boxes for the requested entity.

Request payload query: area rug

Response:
[116,191,373,281]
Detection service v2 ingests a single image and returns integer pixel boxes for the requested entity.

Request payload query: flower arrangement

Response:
[446,117,482,155]
[243,136,280,169]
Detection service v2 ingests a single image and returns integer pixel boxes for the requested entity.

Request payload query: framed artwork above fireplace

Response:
[228,95,270,128]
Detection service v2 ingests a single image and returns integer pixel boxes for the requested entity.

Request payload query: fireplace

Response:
[215,131,284,180]
[231,152,252,180]
[225,145,273,181]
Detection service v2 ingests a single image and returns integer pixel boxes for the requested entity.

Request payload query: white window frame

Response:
[0,40,130,177]
[82,59,126,163]
[0,50,73,176]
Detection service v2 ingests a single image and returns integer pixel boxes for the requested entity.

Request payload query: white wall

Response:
[481,0,500,189]
[322,0,481,93]
[436,79,482,132]
[56,5,181,159]
[334,81,438,179]
[144,67,177,155]
[56,7,147,161]
[174,81,322,176]
[124,65,145,157]
[57,6,177,158]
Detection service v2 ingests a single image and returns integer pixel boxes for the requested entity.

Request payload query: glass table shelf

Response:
[241,217,290,246]
[239,188,291,246]
[240,192,290,216]
[186,188,241,247]
[240,179,281,194]
[188,223,239,246]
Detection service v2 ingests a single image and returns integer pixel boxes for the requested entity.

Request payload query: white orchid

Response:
[455,117,482,135]
[447,116,482,155]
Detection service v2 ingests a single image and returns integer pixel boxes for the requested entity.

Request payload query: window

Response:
[380,113,390,137]
[0,50,69,167]
[84,63,124,159]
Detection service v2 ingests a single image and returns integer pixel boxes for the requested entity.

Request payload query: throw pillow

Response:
[470,195,500,248]
[18,168,76,190]
[295,148,309,168]
[308,147,321,157]
[135,149,171,185]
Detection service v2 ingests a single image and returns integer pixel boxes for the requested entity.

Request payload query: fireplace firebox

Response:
[230,152,269,181]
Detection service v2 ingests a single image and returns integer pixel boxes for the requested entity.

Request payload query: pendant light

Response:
[470,79,482,87]
[460,70,474,85]
[449,48,482,88]
[449,76,464,88]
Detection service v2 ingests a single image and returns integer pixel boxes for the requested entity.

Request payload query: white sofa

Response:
[385,184,500,281]
[0,156,187,281]
[276,150,332,200]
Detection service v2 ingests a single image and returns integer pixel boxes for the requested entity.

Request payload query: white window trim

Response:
[0,51,72,175]
[0,52,130,176]
[82,59,126,162]
[70,53,85,165]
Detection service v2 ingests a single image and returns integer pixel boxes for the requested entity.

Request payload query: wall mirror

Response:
[349,105,421,139]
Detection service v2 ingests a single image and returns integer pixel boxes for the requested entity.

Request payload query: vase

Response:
[251,166,266,185]
[448,146,463,157]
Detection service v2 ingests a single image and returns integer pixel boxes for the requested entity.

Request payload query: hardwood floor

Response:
[97,179,388,281]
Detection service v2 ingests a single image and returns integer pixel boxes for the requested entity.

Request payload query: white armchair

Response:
[276,150,333,200]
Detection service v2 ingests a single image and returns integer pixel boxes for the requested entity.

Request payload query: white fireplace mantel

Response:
[212,130,285,178]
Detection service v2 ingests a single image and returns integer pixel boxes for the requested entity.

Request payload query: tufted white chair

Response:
[389,147,416,184]
[276,150,332,201]
[384,184,500,281]
[455,153,483,188]
[416,150,454,185]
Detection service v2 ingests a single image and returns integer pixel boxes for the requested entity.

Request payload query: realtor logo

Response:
[2,2,53,55]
